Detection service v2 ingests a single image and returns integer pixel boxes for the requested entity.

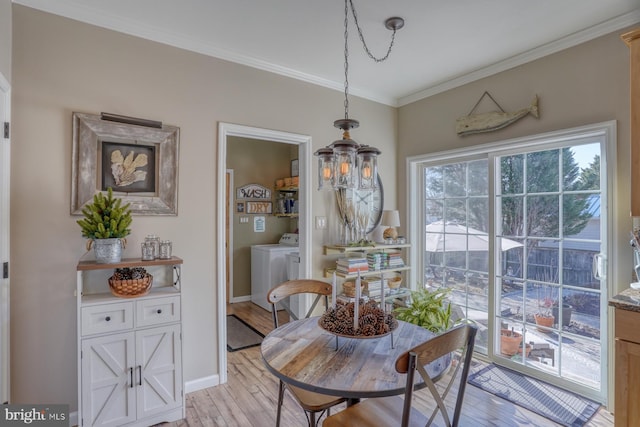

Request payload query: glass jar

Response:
[145,235,160,259]
[159,240,172,259]
[141,241,155,261]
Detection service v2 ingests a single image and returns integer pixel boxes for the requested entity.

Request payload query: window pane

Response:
[527,195,559,238]
[425,166,443,198]
[444,199,465,223]
[527,149,559,193]
[501,196,523,237]
[564,144,600,191]
[564,194,599,239]
[469,160,488,196]
[501,155,523,194]
[443,164,466,197]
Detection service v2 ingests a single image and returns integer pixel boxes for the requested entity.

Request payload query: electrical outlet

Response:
[315,216,327,229]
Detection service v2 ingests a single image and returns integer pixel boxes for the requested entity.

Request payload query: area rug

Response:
[226,314,264,352]
[468,364,600,427]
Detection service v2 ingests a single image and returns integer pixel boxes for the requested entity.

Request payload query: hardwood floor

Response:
[160,301,614,427]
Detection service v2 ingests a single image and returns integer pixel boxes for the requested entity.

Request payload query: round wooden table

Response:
[261,317,449,399]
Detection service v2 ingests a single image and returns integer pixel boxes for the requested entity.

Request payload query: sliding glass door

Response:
[494,141,605,400]
[416,123,612,402]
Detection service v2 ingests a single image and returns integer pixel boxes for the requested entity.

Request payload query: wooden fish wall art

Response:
[456,92,539,136]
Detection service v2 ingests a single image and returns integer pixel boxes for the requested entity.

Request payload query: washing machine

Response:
[251,233,299,311]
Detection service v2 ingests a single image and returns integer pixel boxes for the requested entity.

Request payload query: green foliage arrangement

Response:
[394,286,453,333]
[77,188,132,239]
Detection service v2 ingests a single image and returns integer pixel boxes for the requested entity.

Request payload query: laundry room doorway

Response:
[216,122,312,384]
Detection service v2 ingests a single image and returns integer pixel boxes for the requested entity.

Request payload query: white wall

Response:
[10,5,396,409]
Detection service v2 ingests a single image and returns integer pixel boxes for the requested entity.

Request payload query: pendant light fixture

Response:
[315,0,404,191]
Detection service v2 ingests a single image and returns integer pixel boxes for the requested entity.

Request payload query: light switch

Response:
[315,216,327,229]
[240,216,249,223]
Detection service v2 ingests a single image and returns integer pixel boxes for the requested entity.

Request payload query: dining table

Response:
[260,316,451,400]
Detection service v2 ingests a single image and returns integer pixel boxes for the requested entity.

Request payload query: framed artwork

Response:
[101,141,156,192]
[71,112,180,215]
[236,202,245,213]
[291,159,299,177]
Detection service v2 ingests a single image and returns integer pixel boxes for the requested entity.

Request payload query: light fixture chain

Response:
[348,0,397,63]
[343,0,350,119]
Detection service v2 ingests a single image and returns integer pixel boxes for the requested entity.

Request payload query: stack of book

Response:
[366,252,389,271]
[336,257,368,275]
[365,278,388,298]
[388,253,405,268]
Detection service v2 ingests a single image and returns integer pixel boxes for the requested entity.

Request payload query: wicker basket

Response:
[342,280,366,298]
[108,273,153,298]
[387,276,402,289]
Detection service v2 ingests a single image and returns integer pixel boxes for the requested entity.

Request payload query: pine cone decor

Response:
[109,267,152,298]
[319,299,398,338]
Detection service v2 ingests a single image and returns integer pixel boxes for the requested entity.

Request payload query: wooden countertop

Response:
[609,287,640,312]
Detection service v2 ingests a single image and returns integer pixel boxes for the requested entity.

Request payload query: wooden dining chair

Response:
[322,323,477,427]
[267,279,347,427]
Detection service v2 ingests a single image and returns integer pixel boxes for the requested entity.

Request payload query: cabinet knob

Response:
[156,309,162,314]
[105,316,111,322]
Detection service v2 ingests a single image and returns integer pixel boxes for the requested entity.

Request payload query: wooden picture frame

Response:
[71,112,180,215]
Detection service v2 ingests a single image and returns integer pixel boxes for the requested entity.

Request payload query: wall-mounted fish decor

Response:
[456,92,539,136]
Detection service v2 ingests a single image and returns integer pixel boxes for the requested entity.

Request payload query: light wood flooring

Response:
[160,301,614,427]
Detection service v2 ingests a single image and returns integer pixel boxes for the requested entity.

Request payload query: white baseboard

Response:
[230,295,251,303]
[185,374,220,393]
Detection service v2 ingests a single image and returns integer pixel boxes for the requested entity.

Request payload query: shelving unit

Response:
[323,243,411,306]
[76,256,184,427]
[274,186,298,218]
[323,243,411,279]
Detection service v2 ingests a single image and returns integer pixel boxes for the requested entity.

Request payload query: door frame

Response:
[216,122,312,384]
[0,71,10,404]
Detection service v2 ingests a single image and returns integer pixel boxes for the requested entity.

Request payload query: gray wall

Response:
[10,5,396,408]
[398,28,633,295]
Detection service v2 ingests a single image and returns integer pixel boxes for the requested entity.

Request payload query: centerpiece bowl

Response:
[319,299,398,339]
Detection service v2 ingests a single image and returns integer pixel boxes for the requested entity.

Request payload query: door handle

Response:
[137,365,142,386]
[129,367,134,388]
[593,253,606,280]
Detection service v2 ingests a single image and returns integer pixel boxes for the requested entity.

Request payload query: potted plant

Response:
[534,296,555,332]
[393,286,453,333]
[500,328,522,356]
[552,299,573,327]
[77,187,132,263]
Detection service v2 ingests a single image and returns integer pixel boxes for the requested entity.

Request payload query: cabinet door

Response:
[81,332,136,427]
[615,338,640,425]
[136,324,183,419]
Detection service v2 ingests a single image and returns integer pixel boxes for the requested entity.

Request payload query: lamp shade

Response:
[381,210,400,227]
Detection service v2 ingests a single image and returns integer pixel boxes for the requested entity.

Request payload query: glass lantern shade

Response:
[314,147,335,190]
[357,145,381,190]
[332,140,358,189]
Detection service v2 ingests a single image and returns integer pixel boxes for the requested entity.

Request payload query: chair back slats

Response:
[267,279,332,328]
[396,324,477,427]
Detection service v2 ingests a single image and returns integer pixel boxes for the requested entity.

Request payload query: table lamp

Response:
[381,210,400,240]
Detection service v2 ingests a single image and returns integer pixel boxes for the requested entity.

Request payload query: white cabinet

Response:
[77,257,184,427]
